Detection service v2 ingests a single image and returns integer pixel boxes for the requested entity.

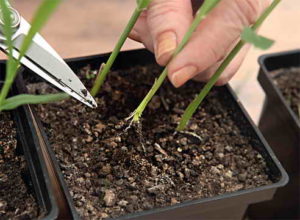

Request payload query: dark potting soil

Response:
[0,112,39,219]
[28,64,273,219]
[273,67,300,119]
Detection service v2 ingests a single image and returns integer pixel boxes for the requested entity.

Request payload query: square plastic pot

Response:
[21,49,289,220]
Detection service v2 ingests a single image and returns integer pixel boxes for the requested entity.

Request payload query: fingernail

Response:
[171,66,198,88]
[156,31,177,65]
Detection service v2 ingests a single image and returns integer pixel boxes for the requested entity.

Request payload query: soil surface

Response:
[0,112,39,219]
[28,64,273,219]
[273,67,300,119]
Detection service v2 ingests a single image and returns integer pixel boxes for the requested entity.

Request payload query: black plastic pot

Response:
[0,63,58,219]
[22,49,289,220]
[248,50,300,219]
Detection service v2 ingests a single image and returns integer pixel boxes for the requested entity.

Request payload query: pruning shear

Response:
[0,4,97,108]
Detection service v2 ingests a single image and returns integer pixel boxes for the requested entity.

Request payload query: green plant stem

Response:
[0,0,17,106]
[133,68,168,121]
[0,60,20,106]
[177,42,245,131]
[0,93,69,111]
[0,79,12,105]
[90,7,143,96]
[177,0,281,131]
[132,0,221,122]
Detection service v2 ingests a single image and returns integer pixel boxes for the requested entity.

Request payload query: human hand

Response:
[129,0,271,87]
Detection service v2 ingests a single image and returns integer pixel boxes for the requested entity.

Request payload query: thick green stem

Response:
[91,7,143,96]
[132,0,221,122]
[177,0,281,131]
[177,42,244,130]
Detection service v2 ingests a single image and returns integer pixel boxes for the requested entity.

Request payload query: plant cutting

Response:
[129,0,279,131]
[248,50,300,219]
[90,0,152,96]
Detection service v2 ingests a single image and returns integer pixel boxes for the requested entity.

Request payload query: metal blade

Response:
[9,18,97,108]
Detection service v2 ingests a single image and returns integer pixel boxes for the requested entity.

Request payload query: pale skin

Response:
[129,0,271,87]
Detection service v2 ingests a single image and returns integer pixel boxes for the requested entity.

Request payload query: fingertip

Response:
[155,31,177,66]
[156,50,174,66]
[168,65,198,88]
[169,73,182,88]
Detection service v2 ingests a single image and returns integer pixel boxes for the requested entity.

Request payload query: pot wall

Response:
[248,50,300,219]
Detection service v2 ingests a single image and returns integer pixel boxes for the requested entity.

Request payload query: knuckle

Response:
[148,0,181,21]
[234,0,261,25]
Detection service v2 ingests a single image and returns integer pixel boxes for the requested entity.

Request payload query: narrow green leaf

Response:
[0,93,69,111]
[136,0,151,10]
[241,27,274,50]
[0,0,16,79]
[18,0,62,60]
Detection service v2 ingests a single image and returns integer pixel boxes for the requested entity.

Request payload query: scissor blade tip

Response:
[90,100,98,108]
[85,95,97,109]
[81,99,97,108]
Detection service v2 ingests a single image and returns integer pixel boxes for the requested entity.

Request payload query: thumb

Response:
[146,0,193,66]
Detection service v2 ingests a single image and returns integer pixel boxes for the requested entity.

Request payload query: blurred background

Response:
[4,0,300,123]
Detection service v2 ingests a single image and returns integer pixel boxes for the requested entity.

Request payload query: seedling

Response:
[129,0,279,131]
[0,0,68,112]
[90,0,152,96]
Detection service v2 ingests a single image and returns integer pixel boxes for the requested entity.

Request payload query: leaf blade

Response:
[241,27,274,50]
[0,93,69,111]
